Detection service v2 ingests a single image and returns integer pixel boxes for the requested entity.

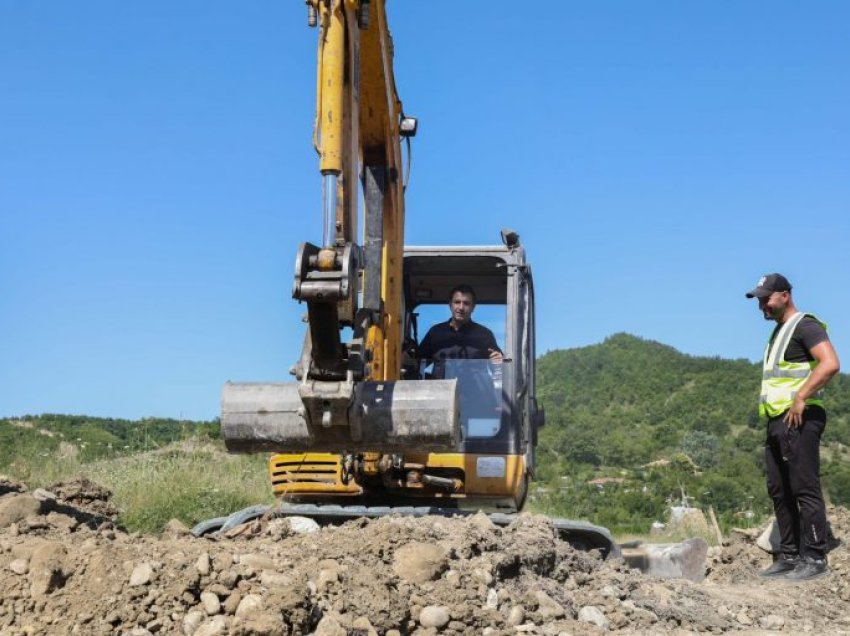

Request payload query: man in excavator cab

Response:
[418,285,504,436]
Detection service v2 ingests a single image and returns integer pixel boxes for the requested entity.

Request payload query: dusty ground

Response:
[1,477,849,635]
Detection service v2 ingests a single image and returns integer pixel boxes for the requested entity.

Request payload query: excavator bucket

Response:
[221,379,460,454]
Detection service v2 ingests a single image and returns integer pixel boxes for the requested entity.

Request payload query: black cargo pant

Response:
[764,406,828,559]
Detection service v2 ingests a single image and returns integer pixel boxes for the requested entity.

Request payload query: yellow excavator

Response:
[213,0,706,573]
[222,0,538,508]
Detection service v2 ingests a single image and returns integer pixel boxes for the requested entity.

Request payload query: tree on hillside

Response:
[680,431,720,469]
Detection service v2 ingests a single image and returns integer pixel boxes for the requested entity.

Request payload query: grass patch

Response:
[5,437,274,535]
[84,442,274,534]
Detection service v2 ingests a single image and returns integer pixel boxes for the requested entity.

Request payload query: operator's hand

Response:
[783,395,806,429]
[488,348,503,364]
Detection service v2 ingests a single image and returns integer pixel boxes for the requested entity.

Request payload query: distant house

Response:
[643,454,700,472]
[587,477,626,490]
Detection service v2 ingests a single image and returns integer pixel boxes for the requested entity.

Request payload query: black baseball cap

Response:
[745,273,792,299]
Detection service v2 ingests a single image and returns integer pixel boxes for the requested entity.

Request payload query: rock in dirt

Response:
[736,611,753,626]
[579,605,610,629]
[261,569,295,588]
[238,552,275,571]
[756,517,780,553]
[315,615,347,636]
[194,616,227,636]
[0,494,42,527]
[46,510,78,532]
[222,591,242,615]
[130,562,154,586]
[419,605,451,629]
[235,593,263,618]
[392,541,448,583]
[31,488,58,503]
[201,590,221,615]
[317,567,338,591]
[163,518,192,538]
[288,516,320,534]
[352,616,379,635]
[182,609,205,635]
[534,590,566,620]
[28,540,68,597]
[196,552,211,576]
[759,614,785,630]
[233,612,286,634]
[506,605,525,626]
[9,558,29,575]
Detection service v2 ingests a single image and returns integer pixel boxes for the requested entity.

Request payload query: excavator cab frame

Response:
[263,239,544,514]
[402,244,544,463]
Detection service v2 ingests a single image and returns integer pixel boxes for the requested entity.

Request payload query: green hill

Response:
[0,413,220,469]
[533,333,850,533]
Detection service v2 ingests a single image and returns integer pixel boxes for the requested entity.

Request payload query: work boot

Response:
[758,554,799,578]
[783,556,828,582]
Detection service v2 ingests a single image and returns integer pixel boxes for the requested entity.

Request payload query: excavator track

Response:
[191,503,620,559]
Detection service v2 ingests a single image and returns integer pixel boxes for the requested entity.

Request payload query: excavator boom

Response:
[221,0,459,453]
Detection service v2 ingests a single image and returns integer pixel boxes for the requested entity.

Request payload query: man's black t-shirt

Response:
[419,320,500,363]
[768,315,829,363]
[419,320,502,411]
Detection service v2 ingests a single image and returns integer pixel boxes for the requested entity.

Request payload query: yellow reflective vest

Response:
[760,312,826,418]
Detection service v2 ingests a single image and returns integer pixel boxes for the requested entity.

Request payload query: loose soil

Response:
[1,477,849,635]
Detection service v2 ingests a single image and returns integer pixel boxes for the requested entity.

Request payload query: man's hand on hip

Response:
[783,395,806,428]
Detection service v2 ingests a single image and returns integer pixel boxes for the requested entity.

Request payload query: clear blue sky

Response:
[2,2,848,420]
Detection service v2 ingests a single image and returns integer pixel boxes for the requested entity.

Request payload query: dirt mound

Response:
[0,476,28,497]
[706,505,850,585]
[47,477,120,520]
[1,481,850,635]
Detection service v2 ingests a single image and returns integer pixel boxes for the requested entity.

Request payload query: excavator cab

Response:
[402,242,544,492]
[250,236,545,513]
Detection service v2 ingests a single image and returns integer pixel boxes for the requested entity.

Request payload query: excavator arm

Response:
[221,0,460,454]
[304,0,406,385]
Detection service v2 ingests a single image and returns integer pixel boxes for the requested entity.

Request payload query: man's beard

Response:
[763,305,784,321]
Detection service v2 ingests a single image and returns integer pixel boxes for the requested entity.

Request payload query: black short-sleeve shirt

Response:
[768,315,829,363]
[418,320,500,371]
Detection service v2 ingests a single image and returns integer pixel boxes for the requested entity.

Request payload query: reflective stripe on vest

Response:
[759,312,825,418]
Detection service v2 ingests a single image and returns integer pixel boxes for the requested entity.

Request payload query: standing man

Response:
[746,273,840,581]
